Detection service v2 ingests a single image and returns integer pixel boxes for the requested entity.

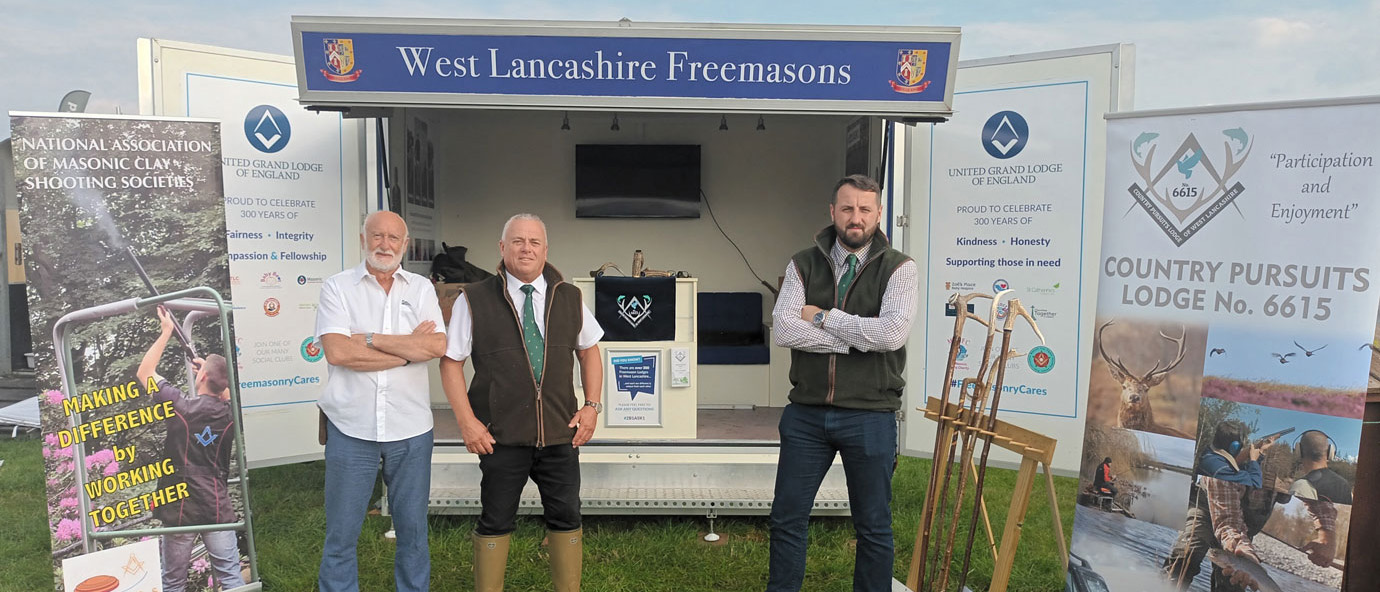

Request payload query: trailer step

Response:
[430,486,852,516]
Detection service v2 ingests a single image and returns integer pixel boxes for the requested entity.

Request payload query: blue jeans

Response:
[767,403,897,592]
[319,420,433,592]
[161,530,245,592]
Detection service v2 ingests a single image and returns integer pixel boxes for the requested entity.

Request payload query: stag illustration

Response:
[1097,320,1193,438]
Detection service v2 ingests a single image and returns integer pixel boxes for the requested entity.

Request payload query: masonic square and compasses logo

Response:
[617,294,652,328]
[1127,127,1252,246]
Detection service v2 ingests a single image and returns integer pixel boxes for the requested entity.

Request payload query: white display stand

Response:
[573,277,698,440]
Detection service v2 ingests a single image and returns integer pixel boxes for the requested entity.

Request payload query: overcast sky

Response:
[2,1,1379,138]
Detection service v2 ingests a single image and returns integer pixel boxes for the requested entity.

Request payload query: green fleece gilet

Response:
[788,227,910,411]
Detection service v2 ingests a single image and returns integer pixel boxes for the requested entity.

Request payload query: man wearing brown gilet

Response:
[441,213,604,592]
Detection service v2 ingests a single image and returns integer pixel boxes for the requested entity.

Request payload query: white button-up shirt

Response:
[445,272,603,362]
[316,262,445,442]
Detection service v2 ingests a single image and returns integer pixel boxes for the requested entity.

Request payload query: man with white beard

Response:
[315,211,447,592]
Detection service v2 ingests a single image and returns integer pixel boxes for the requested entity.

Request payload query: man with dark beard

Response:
[315,211,447,592]
[767,174,918,592]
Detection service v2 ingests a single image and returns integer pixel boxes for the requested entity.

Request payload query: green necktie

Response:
[520,284,545,381]
[837,253,859,304]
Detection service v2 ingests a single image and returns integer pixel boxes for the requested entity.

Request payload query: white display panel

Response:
[900,45,1133,474]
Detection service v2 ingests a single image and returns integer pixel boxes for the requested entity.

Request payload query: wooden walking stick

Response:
[956,299,1044,592]
[935,357,1007,591]
[927,290,1010,591]
[912,292,992,591]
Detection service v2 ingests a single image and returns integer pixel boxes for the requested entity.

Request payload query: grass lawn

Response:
[1,436,1076,591]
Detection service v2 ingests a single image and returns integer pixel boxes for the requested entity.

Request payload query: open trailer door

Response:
[138,38,373,467]
[898,44,1134,475]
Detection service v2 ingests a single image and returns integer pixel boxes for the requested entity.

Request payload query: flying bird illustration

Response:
[1209,348,1226,357]
[1294,341,1327,357]
[1271,352,1296,364]
[1177,149,1202,179]
[1361,342,1379,352]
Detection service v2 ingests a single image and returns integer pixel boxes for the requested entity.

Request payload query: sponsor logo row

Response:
[230,273,325,287]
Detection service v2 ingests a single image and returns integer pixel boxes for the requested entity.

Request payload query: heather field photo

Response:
[1201,324,1371,419]
[1200,376,1364,418]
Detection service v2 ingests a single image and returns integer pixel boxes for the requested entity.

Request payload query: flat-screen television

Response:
[575,144,701,218]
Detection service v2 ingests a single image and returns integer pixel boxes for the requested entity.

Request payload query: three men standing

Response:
[441,213,605,592]
[316,175,913,591]
[769,174,918,592]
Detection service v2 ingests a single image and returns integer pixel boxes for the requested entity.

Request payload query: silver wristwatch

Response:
[584,400,603,414]
[365,332,375,348]
[812,310,827,328]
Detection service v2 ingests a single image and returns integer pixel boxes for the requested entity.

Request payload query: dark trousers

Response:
[476,443,582,535]
[767,403,897,592]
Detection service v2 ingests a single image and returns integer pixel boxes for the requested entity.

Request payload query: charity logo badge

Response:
[301,336,324,362]
[263,298,281,317]
[993,278,1010,292]
[982,111,1029,159]
[1128,127,1252,246]
[996,302,1010,320]
[322,38,362,82]
[957,344,968,361]
[244,105,291,153]
[617,294,652,328]
[891,49,931,94]
[1028,345,1055,374]
[297,275,308,285]
[260,271,282,288]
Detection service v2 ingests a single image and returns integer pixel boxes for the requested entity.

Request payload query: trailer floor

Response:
[431,406,784,442]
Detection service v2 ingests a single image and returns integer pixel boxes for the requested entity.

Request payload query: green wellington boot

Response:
[547,527,583,592]
[473,532,511,592]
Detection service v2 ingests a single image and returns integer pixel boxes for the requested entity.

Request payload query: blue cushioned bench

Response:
[697,292,770,365]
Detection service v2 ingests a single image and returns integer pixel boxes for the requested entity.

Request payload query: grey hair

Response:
[501,213,546,241]
[361,210,409,240]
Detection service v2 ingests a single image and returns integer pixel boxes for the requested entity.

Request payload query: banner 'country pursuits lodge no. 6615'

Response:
[1070,98,1380,592]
